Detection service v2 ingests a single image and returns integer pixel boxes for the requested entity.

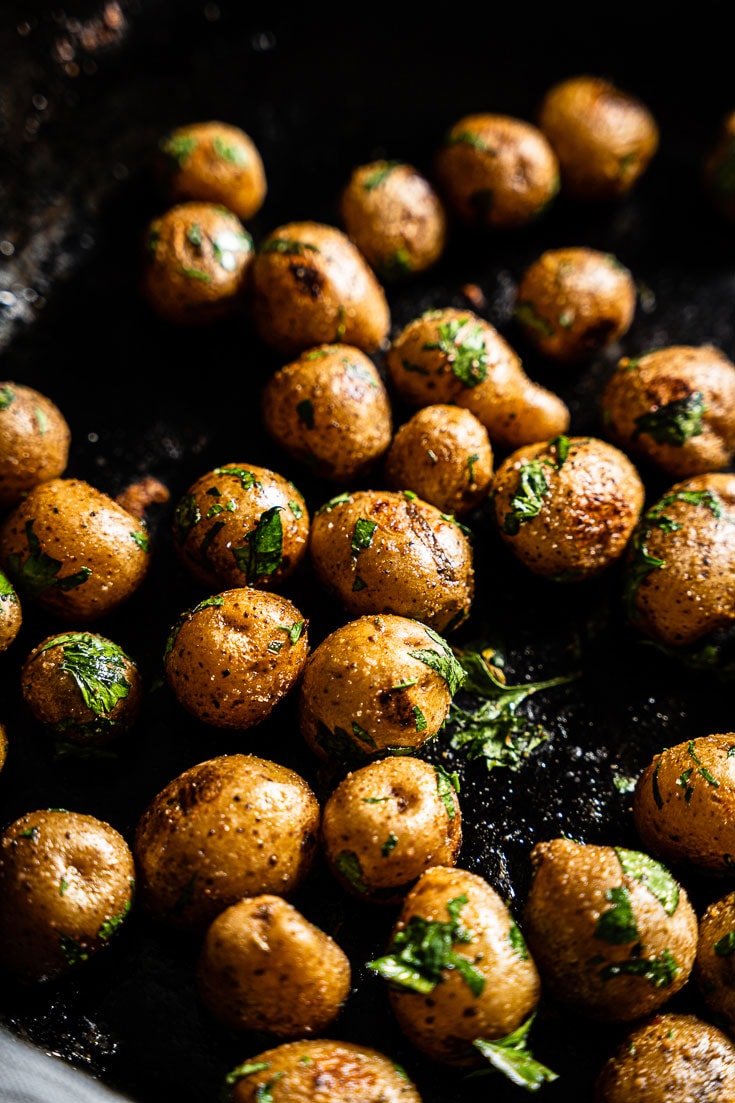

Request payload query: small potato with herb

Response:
[694,889,735,1037]
[0,381,71,509]
[0,567,21,652]
[156,120,267,221]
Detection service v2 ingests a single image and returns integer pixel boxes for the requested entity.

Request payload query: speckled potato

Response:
[0,477,151,622]
[0,567,21,652]
[514,247,636,363]
[321,756,462,903]
[225,1039,423,1103]
[601,344,735,478]
[523,838,697,1021]
[250,221,391,356]
[133,753,320,932]
[593,1013,735,1103]
[434,113,559,229]
[164,588,308,730]
[197,894,351,1036]
[261,344,393,482]
[309,490,474,633]
[0,808,135,982]
[156,119,267,221]
[142,201,253,325]
[0,382,70,509]
[339,160,446,280]
[703,109,735,222]
[694,890,735,1037]
[384,405,493,516]
[491,435,644,581]
[172,462,309,590]
[538,75,659,201]
[623,472,735,646]
[370,865,542,1067]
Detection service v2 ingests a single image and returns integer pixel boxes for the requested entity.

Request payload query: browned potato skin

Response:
[523,838,697,1021]
[0,567,21,652]
[197,894,351,1036]
[0,809,135,982]
[601,345,735,478]
[434,113,559,229]
[0,477,150,622]
[250,221,391,357]
[321,756,461,903]
[703,109,735,222]
[309,490,474,633]
[133,754,320,932]
[386,866,540,1066]
[164,587,308,730]
[491,436,644,580]
[228,1038,423,1103]
[340,160,446,279]
[694,890,735,1037]
[538,75,659,201]
[515,247,636,363]
[172,462,309,590]
[384,405,493,517]
[593,1013,735,1103]
[0,722,8,773]
[261,344,393,483]
[0,382,71,509]
[156,120,267,221]
[142,201,253,325]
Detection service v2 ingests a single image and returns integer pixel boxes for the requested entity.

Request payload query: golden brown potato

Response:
[623,472,735,646]
[384,405,493,516]
[0,808,135,982]
[250,221,391,356]
[0,477,151,622]
[538,75,659,201]
[523,838,697,1021]
[172,462,309,590]
[694,890,735,1037]
[164,587,309,730]
[514,247,636,363]
[593,1013,735,1103]
[156,120,267,221]
[0,722,8,773]
[490,435,644,581]
[261,344,393,483]
[321,756,462,902]
[225,1038,423,1103]
[197,894,351,1036]
[133,753,320,932]
[0,567,21,653]
[142,201,253,325]
[434,113,559,229]
[339,159,446,279]
[703,109,735,222]
[309,490,474,633]
[601,344,735,478]
[0,382,71,509]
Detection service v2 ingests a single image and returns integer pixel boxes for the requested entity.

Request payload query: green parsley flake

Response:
[160,132,197,166]
[8,519,91,598]
[715,931,735,956]
[233,507,283,583]
[615,847,680,915]
[261,238,319,256]
[634,391,707,446]
[595,886,640,944]
[434,764,460,820]
[351,517,377,557]
[213,134,248,165]
[41,632,131,717]
[408,625,467,696]
[473,1016,558,1090]
[423,317,489,388]
[381,833,398,857]
[600,947,680,989]
[0,384,15,409]
[363,160,402,190]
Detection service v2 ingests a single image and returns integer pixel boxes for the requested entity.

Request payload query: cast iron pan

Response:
[2,2,735,1100]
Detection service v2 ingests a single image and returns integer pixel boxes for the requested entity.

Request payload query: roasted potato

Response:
[0,381,71,509]
[0,722,7,773]
[694,889,735,1037]
[0,566,21,653]
[703,108,735,222]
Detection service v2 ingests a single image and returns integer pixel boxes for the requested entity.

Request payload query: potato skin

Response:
[197,894,351,1036]
[0,382,70,509]
[0,809,135,982]
[0,723,7,773]
[523,838,697,1022]
[694,890,735,1037]
[133,754,320,932]
[0,567,21,653]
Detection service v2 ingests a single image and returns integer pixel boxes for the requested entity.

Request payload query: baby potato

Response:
[250,220,391,357]
[623,472,735,646]
[197,894,351,1037]
[703,109,735,222]
[522,837,697,1022]
[309,489,474,633]
[261,343,393,483]
[601,344,735,478]
[0,808,135,982]
[538,75,659,201]
[0,477,151,622]
[133,753,320,932]
[491,435,644,581]
[434,113,559,230]
[0,567,21,653]
[339,159,446,280]
[321,756,462,902]
[0,722,7,773]
[0,381,70,509]
[172,462,309,590]
[514,246,636,363]
[694,890,735,1037]
[384,405,493,517]
[164,587,308,730]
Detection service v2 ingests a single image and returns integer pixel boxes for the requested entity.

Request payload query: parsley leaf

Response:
[233,507,283,583]
[408,625,467,696]
[41,632,131,716]
[634,391,706,446]
[473,1015,558,1091]
[423,317,489,388]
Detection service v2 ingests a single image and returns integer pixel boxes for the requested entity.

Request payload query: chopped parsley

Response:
[715,931,735,956]
[595,886,640,945]
[423,316,489,388]
[434,764,460,820]
[600,947,680,989]
[615,847,680,915]
[7,519,91,598]
[160,132,197,165]
[212,135,248,165]
[335,850,369,894]
[408,624,467,696]
[362,160,402,190]
[41,632,132,716]
[261,238,319,256]
[351,517,377,557]
[381,833,398,856]
[473,1015,558,1090]
[634,391,707,446]
[233,507,283,582]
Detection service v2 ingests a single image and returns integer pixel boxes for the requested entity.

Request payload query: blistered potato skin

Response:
[133,754,320,932]
[523,838,697,1022]
[0,382,70,509]
[0,567,21,652]
[694,890,735,1037]
[156,120,267,221]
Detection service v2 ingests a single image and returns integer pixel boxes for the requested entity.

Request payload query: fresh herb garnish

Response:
[423,317,489,388]
[382,833,398,856]
[351,517,377,557]
[8,520,91,597]
[408,625,467,696]
[434,764,460,820]
[213,135,248,165]
[261,238,319,256]
[160,132,197,165]
[595,886,640,944]
[233,507,283,582]
[615,848,680,915]
[715,931,735,956]
[40,632,131,716]
[600,947,680,988]
[634,392,706,446]
[472,1015,558,1091]
[362,160,401,190]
